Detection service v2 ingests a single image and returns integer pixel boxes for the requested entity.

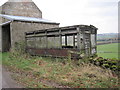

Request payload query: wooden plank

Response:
[65,35,67,46]
[26,31,77,37]
[77,27,80,49]
[95,29,97,53]
[61,31,77,35]
[89,35,92,55]
[82,30,85,54]
[73,34,75,48]
[45,30,48,48]
[59,29,62,48]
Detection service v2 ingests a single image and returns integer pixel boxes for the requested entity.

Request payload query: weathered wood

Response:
[26,30,77,37]
[76,27,80,49]
[65,35,67,46]
[59,29,62,48]
[82,30,85,54]
[89,31,92,55]
[73,34,75,48]
[25,25,98,58]
[45,30,48,48]
[95,29,97,53]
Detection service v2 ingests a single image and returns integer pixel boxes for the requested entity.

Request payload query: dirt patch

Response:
[2,66,23,88]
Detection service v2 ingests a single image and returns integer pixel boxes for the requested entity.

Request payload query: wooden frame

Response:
[25,25,97,58]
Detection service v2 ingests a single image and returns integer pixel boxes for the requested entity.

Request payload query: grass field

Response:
[1,51,119,88]
[0,43,119,88]
[97,43,119,59]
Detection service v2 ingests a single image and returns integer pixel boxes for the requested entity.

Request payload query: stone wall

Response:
[10,21,59,48]
[1,0,42,18]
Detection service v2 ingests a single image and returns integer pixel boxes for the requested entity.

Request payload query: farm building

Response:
[25,25,97,58]
[0,0,98,58]
[0,0,59,52]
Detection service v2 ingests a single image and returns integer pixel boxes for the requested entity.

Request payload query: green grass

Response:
[2,50,119,88]
[97,43,119,59]
[0,52,10,64]
[0,53,1,64]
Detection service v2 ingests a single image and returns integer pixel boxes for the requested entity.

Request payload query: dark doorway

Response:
[2,24,11,52]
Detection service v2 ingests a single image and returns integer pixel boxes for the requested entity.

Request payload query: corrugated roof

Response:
[0,14,59,24]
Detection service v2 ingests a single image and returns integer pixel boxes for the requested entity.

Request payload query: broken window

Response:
[62,34,77,48]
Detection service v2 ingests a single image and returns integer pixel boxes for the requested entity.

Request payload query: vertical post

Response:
[77,27,80,50]
[89,31,92,56]
[73,34,75,48]
[79,30,82,51]
[45,30,48,48]
[65,35,67,46]
[82,30,86,55]
[95,29,97,54]
[59,29,62,48]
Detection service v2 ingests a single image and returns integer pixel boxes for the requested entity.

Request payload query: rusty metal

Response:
[26,47,80,59]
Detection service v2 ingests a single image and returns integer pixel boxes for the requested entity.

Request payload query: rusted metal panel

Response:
[26,47,80,58]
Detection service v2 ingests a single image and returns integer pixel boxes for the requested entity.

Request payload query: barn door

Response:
[84,33,91,56]
[2,24,11,52]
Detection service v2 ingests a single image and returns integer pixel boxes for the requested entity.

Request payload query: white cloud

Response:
[35,0,118,34]
[0,0,118,34]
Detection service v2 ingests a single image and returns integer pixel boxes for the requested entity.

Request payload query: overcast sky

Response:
[0,0,119,34]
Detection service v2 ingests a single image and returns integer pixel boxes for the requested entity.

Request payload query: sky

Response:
[0,0,119,34]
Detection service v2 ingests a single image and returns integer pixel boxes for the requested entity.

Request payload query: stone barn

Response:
[0,0,59,52]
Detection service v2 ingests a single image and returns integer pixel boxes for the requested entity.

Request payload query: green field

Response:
[97,43,119,59]
[1,51,119,88]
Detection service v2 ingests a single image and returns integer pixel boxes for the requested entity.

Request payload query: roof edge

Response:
[0,21,12,26]
[13,20,60,25]
[0,14,60,25]
[25,24,97,34]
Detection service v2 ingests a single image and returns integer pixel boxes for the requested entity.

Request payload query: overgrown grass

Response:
[0,53,2,64]
[0,52,9,64]
[2,50,119,88]
[97,43,119,59]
